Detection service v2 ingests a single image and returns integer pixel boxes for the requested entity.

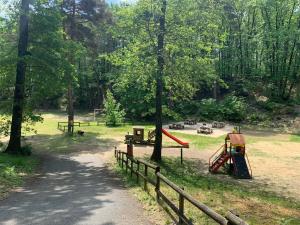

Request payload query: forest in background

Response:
[0,0,300,126]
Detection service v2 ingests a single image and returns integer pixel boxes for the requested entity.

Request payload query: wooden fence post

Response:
[121,153,124,168]
[125,154,128,174]
[144,164,148,191]
[130,159,133,177]
[114,147,117,158]
[137,161,140,184]
[179,187,185,225]
[118,151,121,164]
[155,167,160,201]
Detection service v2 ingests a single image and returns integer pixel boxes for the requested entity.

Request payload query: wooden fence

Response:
[115,149,248,225]
[57,121,103,132]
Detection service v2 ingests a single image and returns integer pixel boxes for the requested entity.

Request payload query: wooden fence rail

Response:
[57,122,81,132]
[57,121,102,132]
[114,148,248,225]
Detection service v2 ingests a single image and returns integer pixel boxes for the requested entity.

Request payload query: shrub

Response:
[197,99,221,121]
[20,145,32,156]
[220,95,247,122]
[163,106,182,121]
[104,90,125,126]
[196,95,248,122]
[0,116,10,137]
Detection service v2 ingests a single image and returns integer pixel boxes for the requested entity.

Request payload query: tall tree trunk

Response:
[67,84,74,133]
[151,0,166,162]
[5,0,29,154]
[67,0,76,134]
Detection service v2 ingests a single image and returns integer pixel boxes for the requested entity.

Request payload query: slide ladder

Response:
[209,145,230,173]
[232,155,251,179]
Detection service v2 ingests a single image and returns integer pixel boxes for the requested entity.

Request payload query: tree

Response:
[60,0,111,134]
[5,0,30,154]
[151,0,166,162]
[104,90,125,126]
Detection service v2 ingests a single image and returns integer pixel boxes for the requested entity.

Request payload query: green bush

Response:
[220,95,247,122]
[20,145,32,156]
[197,98,221,121]
[162,106,182,121]
[104,90,125,126]
[246,112,269,124]
[196,95,248,122]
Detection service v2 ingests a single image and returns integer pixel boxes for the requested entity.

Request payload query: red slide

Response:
[162,129,189,147]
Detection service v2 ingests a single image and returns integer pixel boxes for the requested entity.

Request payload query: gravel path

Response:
[0,153,153,225]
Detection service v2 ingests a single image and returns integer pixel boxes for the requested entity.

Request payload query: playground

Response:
[1,113,300,224]
[119,127,300,200]
[27,113,300,200]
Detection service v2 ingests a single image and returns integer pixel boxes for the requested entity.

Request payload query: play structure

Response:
[197,124,213,134]
[125,127,189,148]
[209,132,252,179]
[125,127,189,164]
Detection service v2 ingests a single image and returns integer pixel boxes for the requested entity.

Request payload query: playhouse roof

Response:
[226,133,245,146]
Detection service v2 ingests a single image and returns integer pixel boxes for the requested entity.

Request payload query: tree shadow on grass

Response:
[0,153,150,225]
[26,131,120,155]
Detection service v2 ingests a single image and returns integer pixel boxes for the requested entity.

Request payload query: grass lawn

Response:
[0,153,39,199]
[290,134,300,142]
[168,131,224,149]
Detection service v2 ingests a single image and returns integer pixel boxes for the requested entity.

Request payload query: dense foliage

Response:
[0,0,299,128]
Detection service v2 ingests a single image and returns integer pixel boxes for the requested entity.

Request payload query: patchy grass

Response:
[113,156,300,225]
[290,134,300,143]
[30,132,118,154]
[168,132,224,149]
[0,153,39,199]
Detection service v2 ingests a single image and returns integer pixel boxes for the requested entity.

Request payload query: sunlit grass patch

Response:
[290,134,300,142]
[167,132,224,149]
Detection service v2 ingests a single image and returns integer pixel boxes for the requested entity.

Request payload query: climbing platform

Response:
[209,132,252,179]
